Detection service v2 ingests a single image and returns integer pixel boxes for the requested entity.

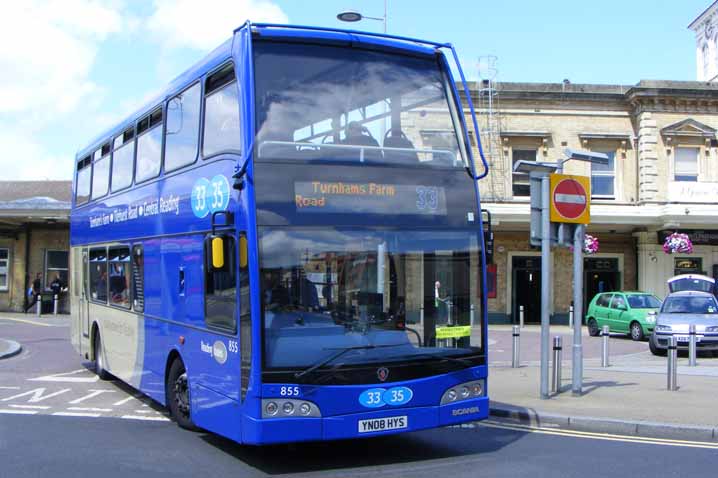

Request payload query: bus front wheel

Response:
[167,359,199,431]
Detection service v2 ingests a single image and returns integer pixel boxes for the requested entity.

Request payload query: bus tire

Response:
[93,330,111,381]
[167,359,199,431]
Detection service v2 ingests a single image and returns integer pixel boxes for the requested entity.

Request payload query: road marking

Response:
[0,409,37,415]
[69,389,114,404]
[29,369,99,383]
[121,415,170,422]
[0,386,21,390]
[52,411,101,418]
[8,404,50,410]
[481,420,718,450]
[0,317,54,327]
[113,395,140,406]
[68,407,112,413]
[1,387,71,403]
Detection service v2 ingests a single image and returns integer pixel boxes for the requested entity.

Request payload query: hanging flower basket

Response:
[663,232,693,254]
[583,234,599,255]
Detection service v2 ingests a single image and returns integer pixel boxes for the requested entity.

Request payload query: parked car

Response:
[649,290,718,356]
[586,291,662,341]
[667,274,716,298]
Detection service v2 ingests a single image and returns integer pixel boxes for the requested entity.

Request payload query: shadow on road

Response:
[580,380,637,396]
[199,422,524,475]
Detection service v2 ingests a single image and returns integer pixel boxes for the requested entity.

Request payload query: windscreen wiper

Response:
[293,343,407,381]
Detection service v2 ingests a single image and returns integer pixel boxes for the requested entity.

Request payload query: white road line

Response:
[52,411,101,418]
[29,369,99,383]
[0,409,37,415]
[69,389,114,404]
[9,404,51,410]
[134,409,153,414]
[68,407,112,413]
[121,415,170,422]
[1,387,71,403]
[113,395,140,406]
[0,317,54,327]
[0,386,21,390]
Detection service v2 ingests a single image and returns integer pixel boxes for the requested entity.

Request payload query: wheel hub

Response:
[174,372,190,416]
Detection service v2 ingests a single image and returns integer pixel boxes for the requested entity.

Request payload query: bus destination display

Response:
[294,181,447,215]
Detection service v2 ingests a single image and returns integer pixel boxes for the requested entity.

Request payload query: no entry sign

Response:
[550,174,591,224]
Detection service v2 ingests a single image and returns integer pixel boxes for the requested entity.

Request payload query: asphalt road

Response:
[1,315,717,477]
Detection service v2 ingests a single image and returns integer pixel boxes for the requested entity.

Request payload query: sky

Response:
[0,0,712,181]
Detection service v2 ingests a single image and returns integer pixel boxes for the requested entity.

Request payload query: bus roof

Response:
[75,23,451,161]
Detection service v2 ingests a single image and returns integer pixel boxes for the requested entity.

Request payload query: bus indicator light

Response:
[211,237,225,269]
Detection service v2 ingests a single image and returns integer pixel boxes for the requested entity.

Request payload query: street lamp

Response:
[337,1,388,33]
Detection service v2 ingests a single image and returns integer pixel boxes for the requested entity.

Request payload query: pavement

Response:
[488,324,718,441]
[3,313,718,443]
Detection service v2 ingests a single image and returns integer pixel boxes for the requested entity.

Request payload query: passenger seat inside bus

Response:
[383,129,419,164]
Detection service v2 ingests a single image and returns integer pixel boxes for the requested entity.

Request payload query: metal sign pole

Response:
[540,175,551,399]
[572,223,584,395]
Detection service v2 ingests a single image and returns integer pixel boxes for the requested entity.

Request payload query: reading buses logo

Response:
[200,340,228,365]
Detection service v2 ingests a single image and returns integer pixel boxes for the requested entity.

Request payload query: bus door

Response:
[80,248,90,343]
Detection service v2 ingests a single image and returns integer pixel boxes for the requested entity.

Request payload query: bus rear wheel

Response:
[167,359,199,431]
[93,331,111,381]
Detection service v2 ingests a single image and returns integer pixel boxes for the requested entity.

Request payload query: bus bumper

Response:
[242,396,489,445]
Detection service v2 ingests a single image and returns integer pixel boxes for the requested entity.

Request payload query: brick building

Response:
[466,80,718,324]
[0,181,71,312]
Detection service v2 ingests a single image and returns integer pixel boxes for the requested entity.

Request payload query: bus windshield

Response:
[260,227,483,379]
[254,42,467,168]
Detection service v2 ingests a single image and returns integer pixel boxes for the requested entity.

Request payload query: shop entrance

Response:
[512,256,541,324]
[584,258,620,312]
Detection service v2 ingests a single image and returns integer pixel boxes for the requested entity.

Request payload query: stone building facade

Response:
[464,80,718,324]
[0,181,71,313]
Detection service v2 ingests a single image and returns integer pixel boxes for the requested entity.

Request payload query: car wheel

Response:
[93,331,111,380]
[630,322,645,341]
[587,318,599,337]
[167,359,199,431]
[649,334,666,356]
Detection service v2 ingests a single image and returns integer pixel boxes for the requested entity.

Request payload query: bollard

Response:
[689,324,697,367]
[53,294,59,315]
[667,336,678,391]
[519,305,525,329]
[511,325,520,368]
[36,294,42,317]
[601,325,610,367]
[420,306,424,328]
[552,336,562,393]
[470,304,475,326]
[569,305,574,329]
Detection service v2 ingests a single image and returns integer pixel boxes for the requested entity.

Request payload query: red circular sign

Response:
[553,179,587,219]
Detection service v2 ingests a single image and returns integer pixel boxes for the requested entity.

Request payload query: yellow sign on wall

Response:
[549,174,591,224]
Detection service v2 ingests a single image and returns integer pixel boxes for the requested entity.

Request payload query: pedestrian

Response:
[25,272,42,313]
[50,273,64,297]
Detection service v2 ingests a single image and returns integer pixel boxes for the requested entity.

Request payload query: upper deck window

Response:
[91,144,111,200]
[165,82,201,172]
[112,127,135,192]
[76,155,92,205]
[203,63,241,157]
[253,42,466,168]
[135,107,163,183]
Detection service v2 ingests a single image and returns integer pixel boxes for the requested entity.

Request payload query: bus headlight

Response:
[441,380,485,405]
[261,399,321,418]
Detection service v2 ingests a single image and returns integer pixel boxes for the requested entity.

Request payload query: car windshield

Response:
[627,294,661,309]
[259,227,483,372]
[253,42,467,168]
[661,296,718,314]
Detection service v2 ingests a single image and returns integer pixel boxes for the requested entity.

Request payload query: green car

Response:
[585,292,662,341]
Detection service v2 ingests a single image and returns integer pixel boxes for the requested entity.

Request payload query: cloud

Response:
[147,0,288,51]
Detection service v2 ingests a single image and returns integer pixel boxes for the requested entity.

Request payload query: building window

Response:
[165,82,201,172]
[591,150,615,198]
[512,149,537,197]
[0,248,9,292]
[674,147,699,182]
[135,108,164,183]
[45,250,68,291]
[203,63,241,157]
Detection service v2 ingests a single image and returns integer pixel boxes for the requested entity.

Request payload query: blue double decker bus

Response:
[70,22,490,444]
